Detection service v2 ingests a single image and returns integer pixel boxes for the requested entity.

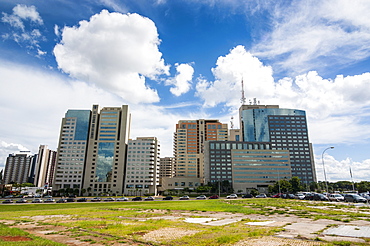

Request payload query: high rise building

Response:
[124,137,160,195]
[54,104,131,196]
[173,119,228,180]
[83,105,130,196]
[34,145,57,188]
[239,104,316,183]
[53,109,91,191]
[3,151,36,184]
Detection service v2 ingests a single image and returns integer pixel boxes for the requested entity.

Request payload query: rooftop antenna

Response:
[241,78,246,105]
[230,116,234,129]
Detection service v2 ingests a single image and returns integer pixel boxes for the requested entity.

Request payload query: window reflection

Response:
[96,142,114,182]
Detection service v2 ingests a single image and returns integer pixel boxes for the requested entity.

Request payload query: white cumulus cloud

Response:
[54,10,169,104]
[165,63,194,96]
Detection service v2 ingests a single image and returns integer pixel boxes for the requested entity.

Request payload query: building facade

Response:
[173,119,228,181]
[159,157,175,178]
[239,104,316,183]
[124,137,160,195]
[3,151,36,184]
[34,145,57,188]
[83,105,131,196]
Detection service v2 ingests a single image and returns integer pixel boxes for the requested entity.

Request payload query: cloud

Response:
[1,4,44,54]
[252,0,370,75]
[165,63,194,96]
[53,10,169,104]
[195,45,274,107]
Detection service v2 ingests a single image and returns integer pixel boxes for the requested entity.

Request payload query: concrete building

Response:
[3,151,36,184]
[124,137,160,196]
[53,109,91,191]
[83,105,131,196]
[239,104,316,183]
[173,119,228,181]
[34,145,57,188]
[159,157,175,178]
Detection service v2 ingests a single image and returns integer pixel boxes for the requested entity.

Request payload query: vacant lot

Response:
[0,198,370,245]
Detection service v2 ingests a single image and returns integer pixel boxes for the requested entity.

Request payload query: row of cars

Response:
[279,192,370,203]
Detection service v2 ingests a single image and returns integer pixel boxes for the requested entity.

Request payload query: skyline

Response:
[1,0,370,183]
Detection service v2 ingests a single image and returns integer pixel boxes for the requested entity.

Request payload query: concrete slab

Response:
[246,221,275,226]
[184,218,213,224]
[324,225,370,238]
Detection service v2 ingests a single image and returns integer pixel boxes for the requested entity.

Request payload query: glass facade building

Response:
[239,105,316,183]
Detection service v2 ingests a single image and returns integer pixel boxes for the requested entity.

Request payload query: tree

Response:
[250,189,259,197]
[289,177,303,193]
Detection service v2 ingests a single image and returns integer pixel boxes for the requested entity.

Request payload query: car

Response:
[226,194,238,199]
[242,194,253,198]
[116,197,129,201]
[209,195,219,199]
[328,194,345,202]
[66,198,75,202]
[132,197,142,201]
[196,195,206,200]
[56,198,67,203]
[43,195,53,198]
[295,193,305,200]
[2,199,13,204]
[91,197,102,202]
[144,196,155,201]
[16,198,28,203]
[44,198,55,203]
[312,193,329,201]
[255,193,267,198]
[179,195,190,200]
[5,195,13,198]
[77,198,88,202]
[163,196,173,200]
[344,194,367,203]
[32,198,43,203]
[103,197,115,202]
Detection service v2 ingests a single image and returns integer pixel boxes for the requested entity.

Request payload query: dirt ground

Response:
[1,207,370,245]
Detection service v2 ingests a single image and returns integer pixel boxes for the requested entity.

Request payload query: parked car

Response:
[103,197,115,202]
[226,194,238,199]
[91,197,102,202]
[32,198,43,203]
[43,195,53,198]
[344,194,367,203]
[313,193,329,201]
[132,197,142,201]
[304,193,315,200]
[242,194,253,198]
[66,198,75,202]
[77,198,88,202]
[144,196,155,201]
[116,197,129,202]
[209,195,219,199]
[328,194,345,202]
[2,199,13,204]
[16,198,28,203]
[255,193,267,198]
[294,193,305,200]
[44,198,55,203]
[179,195,190,200]
[163,196,173,200]
[56,198,67,203]
[196,195,207,200]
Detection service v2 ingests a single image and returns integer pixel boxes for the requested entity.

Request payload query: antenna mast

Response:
[241,78,246,105]
[230,116,234,129]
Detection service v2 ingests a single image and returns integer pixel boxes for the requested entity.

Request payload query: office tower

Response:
[159,157,175,178]
[54,109,91,191]
[83,105,130,196]
[124,137,160,195]
[239,104,316,183]
[34,145,57,188]
[204,141,292,193]
[174,119,228,180]
[3,151,36,184]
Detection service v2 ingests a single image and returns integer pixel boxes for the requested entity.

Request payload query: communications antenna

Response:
[230,116,234,129]
[241,79,246,105]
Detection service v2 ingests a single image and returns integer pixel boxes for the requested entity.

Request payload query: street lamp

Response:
[322,147,334,194]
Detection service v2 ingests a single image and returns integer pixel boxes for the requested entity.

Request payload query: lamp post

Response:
[322,147,334,194]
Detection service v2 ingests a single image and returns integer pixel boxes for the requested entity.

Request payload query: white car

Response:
[328,194,345,202]
[226,194,238,199]
[196,195,206,199]
[116,197,129,201]
[295,193,305,200]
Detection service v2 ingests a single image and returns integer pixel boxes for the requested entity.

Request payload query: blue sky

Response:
[1,0,370,183]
